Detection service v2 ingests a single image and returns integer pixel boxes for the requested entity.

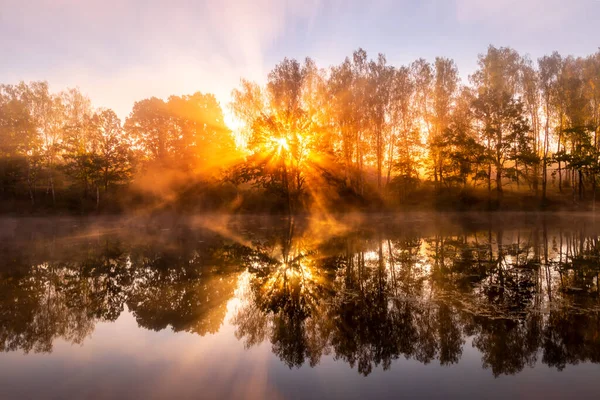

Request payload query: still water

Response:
[1,213,599,399]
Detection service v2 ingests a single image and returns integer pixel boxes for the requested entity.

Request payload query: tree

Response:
[61,88,95,203]
[431,58,460,187]
[472,89,531,198]
[90,110,132,203]
[411,59,434,181]
[582,52,600,209]
[539,52,563,202]
[558,56,594,203]
[444,87,487,187]
[230,58,323,212]
[124,97,172,163]
[0,84,42,204]
[126,94,234,170]
[23,81,66,205]
[521,57,542,193]
[471,46,532,200]
[387,66,416,190]
[366,54,393,191]
[328,57,357,188]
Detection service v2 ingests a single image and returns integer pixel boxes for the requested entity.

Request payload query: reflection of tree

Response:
[0,238,128,353]
[0,226,244,352]
[543,311,600,370]
[470,317,539,376]
[231,220,600,377]
[126,239,241,335]
[2,217,600,379]
[0,264,65,353]
[232,229,466,375]
[328,238,419,375]
[232,219,332,368]
[326,236,465,374]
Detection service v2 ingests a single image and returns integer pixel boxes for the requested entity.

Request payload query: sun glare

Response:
[222,108,247,150]
[272,137,289,152]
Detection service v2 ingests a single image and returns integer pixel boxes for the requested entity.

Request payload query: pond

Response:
[0,213,599,399]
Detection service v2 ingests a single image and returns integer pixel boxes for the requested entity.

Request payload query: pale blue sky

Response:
[1,0,599,120]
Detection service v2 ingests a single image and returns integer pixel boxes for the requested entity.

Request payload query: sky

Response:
[1,0,599,124]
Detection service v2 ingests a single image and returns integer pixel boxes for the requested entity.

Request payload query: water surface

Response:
[1,213,599,399]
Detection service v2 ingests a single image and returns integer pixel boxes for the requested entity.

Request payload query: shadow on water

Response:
[1,213,600,378]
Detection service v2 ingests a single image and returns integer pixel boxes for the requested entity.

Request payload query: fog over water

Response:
[1,213,599,399]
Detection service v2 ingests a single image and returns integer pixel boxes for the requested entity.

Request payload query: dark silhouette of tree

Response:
[1,216,600,378]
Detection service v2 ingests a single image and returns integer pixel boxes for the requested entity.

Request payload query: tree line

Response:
[1,45,600,212]
[231,45,600,211]
[0,82,235,212]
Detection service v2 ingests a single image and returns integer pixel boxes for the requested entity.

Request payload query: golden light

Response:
[272,137,289,152]
[258,245,322,296]
[222,107,248,150]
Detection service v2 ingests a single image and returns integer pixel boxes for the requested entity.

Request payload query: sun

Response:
[272,137,289,152]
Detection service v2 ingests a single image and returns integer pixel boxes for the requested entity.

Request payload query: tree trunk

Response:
[438,154,444,188]
[542,115,549,204]
[487,163,492,196]
[594,125,598,212]
[51,177,55,206]
[558,121,563,192]
[386,131,394,190]
[282,163,292,215]
[572,168,576,204]
[487,136,492,202]
[27,161,35,206]
[579,170,584,202]
[46,174,56,206]
[515,158,520,189]
[376,127,382,192]
[496,164,503,198]
[593,177,597,213]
